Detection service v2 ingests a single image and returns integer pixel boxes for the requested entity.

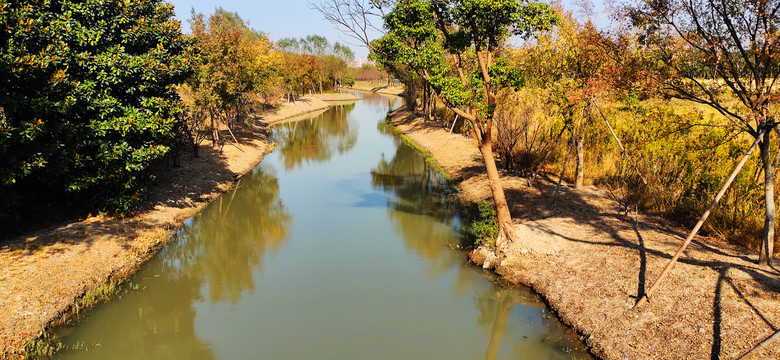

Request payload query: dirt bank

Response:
[0,97,342,358]
[346,81,404,96]
[311,92,360,101]
[387,107,780,360]
[254,95,332,124]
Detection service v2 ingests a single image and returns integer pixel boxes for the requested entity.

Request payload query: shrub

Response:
[0,0,194,226]
[494,88,563,178]
[344,73,356,87]
[471,200,499,247]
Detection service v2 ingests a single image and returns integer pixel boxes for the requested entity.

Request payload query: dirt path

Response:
[387,107,780,360]
[0,95,348,358]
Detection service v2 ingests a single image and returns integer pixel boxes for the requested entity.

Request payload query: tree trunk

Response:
[428,86,435,121]
[209,109,219,147]
[422,86,428,121]
[759,131,775,266]
[575,137,584,190]
[478,135,515,253]
[432,95,437,122]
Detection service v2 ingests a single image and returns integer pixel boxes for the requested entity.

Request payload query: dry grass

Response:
[388,106,780,360]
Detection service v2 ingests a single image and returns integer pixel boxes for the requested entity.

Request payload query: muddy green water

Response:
[52,92,591,360]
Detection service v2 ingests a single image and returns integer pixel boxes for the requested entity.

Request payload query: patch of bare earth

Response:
[345,82,405,96]
[253,94,333,124]
[310,92,360,102]
[388,107,780,360]
[0,97,340,358]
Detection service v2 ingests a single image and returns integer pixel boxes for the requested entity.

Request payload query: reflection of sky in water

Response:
[351,191,389,208]
[53,92,590,360]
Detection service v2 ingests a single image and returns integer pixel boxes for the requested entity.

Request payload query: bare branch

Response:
[310,0,389,52]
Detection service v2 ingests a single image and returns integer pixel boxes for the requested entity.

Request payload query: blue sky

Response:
[167,0,614,61]
[168,0,378,59]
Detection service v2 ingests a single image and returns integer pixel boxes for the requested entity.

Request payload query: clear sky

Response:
[168,0,378,60]
[167,0,614,61]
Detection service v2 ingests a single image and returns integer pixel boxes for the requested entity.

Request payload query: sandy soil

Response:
[310,92,360,102]
[253,95,332,124]
[387,107,780,360]
[346,81,405,96]
[0,97,344,358]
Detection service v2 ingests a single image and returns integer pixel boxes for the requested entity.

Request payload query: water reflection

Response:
[54,265,217,360]
[272,103,358,170]
[176,164,291,304]
[54,165,290,359]
[372,132,590,359]
[348,90,399,110]
[474,286,585,360]
[371,142,461,279]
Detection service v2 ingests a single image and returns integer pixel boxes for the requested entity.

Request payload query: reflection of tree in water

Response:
[371,141,465,279]
[354,91,401,111]
[172,164,292,304]
[372,143,453,221]
[373,140,588,360]
[56,267,217,360]
[473,286,591,360]
[56,164,292,358]
[272,103,358,170]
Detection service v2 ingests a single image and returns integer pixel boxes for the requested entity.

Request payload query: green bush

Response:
[0,0,194,224]
[471,200,498,247]
[344,73,356,87]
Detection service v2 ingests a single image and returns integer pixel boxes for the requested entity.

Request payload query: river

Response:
[52,92,591,360]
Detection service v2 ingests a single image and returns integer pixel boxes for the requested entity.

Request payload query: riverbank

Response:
[345,81,404,96]
[254,93,356,124]
[0,95,349,358]
[386,107,780,360]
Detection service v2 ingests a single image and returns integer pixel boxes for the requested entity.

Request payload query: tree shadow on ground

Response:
[494,171,780,359]
[0,126,267,256]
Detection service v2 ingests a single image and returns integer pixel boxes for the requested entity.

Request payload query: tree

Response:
[516,8,645,191]
[0,0,194,218]
[311,0,392,48]
[276,51,319,100]
[305,34,329,93]
[629,0,780,265]
[355,63,382,81]
[187,9,279,146]
[370,0,558,251]
[330,42,355,89]
[278,35,355,92]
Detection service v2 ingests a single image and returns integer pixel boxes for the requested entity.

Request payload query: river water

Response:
[53,92,591,359]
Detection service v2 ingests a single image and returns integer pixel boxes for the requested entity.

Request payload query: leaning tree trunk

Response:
[759,130,775,266]
[478,133,515,253]
[575,136,585,190]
